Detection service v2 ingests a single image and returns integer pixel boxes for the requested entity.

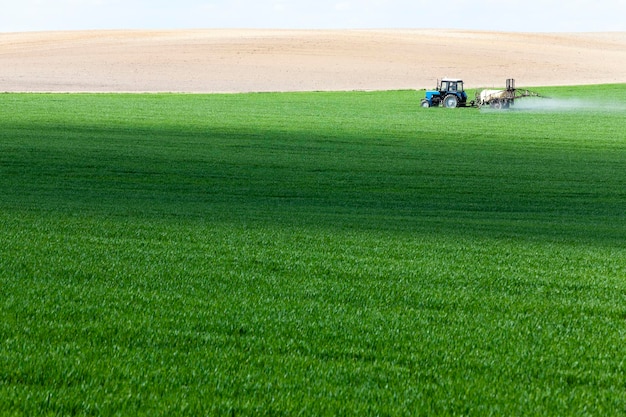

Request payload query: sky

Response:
[1,0,625,33]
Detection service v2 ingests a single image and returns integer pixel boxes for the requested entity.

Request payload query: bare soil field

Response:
[0,29,624,92]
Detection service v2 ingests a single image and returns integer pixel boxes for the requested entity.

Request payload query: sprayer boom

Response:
[476,79,545,109]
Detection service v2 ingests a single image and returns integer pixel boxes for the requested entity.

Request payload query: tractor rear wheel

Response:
[443,95,459,108]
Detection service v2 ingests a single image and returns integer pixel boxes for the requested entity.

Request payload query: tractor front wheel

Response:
[443,95,458,108]
[420,99,430,108]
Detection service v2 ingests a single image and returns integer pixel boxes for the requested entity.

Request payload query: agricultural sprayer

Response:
[421,78,543,109]
[477,79,543,109]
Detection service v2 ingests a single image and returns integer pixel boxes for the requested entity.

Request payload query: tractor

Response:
[421,78,473,108]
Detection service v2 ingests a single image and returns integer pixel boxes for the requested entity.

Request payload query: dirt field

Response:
[0,29,624,92]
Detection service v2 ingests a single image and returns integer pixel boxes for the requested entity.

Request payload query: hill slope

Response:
[1,29,624,92]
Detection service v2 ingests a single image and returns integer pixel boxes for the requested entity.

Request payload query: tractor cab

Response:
[421,78,469,108]
[441,79,462,93]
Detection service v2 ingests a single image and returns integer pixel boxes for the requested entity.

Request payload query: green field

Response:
[1,85,625,415]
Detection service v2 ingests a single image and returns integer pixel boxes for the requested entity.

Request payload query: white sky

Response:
[1,0,625,33]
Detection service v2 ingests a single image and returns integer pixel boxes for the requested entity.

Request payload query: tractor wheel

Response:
[420,99,430,108]
[443,95,459,108]
[492,100,503,110]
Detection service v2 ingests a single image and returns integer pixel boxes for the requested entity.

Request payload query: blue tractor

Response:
[421,78,473,108]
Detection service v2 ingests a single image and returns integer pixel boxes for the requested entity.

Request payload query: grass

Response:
[1,85,625,415]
